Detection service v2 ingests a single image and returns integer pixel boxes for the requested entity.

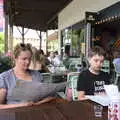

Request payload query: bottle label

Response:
[108,101,120,120]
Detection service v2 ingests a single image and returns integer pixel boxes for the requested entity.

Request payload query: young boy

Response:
[77,46,110,100]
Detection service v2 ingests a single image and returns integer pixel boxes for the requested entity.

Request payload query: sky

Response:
[13,26,57,39]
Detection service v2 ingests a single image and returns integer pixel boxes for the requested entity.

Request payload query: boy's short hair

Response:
[88,46,105,58]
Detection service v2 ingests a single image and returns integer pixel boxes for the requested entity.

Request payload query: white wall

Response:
[58,0,119,30]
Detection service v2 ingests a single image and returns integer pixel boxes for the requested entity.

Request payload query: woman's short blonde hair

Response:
[13,43,32,58]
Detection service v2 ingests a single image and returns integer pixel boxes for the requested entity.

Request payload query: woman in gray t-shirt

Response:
[0,44,66,108]
[0,69,43,104]
[0,43,44,106]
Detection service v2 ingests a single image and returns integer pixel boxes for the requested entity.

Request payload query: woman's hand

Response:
[0,97,55,109]
[0,102,34,109]
[23,101,34,106]
[77,91,86,100]
[0,88,7,104]
[34,97,55,105]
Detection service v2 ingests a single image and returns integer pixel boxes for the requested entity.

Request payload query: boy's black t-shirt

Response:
[77,70,110,95]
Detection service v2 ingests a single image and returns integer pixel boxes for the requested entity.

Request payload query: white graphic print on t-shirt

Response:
[94,81,105,95]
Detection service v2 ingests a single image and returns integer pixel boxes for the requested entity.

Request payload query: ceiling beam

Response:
[5,0,72,30]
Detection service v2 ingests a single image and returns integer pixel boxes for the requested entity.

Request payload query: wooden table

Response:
[0,99,108,120]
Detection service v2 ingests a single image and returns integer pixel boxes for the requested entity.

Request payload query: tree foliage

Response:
[0,32,4,53]
[0,56,13,73]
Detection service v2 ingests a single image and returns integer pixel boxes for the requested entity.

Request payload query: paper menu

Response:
[86,85,120,106]
[85,95,111,106]
[104,84,119,97]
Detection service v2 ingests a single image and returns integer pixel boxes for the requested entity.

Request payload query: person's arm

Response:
[77,74,85,101]
[0,97,55,109]
[0,88,34,109]
[34,97,54,105]
[78,91,88,100]
[78,91,85,100]
[0,88,6,104]
[77,71,88,100]
[0,102,34,109]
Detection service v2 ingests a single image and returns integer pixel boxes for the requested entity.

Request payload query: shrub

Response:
[0,56,13,73]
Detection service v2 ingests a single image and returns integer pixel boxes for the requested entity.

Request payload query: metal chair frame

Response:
[113,63,120,85]
[66,72,80,101]
[101,60,110,74]
[41,73,52,83]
